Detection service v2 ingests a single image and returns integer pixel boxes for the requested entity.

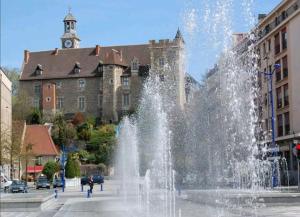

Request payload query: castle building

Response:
[19,11,187,123]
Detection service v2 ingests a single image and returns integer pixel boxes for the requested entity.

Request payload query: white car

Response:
[0,172,12,192]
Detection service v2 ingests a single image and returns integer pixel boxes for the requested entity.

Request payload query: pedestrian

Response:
[88,176,94,194]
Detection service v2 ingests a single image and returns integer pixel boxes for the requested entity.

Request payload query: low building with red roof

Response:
[20,124,59,180]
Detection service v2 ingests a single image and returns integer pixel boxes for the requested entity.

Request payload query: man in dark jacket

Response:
[88,176,94,194]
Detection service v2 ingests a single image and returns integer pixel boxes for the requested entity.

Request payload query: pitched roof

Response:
[22,125,59,156]
[64,12,76,21]
[20,44,150,81]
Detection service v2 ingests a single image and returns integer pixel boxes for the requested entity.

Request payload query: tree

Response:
[65,153,80,178]
[42,160,59,181]
[27,109,42,124]
[12,91,32,121]
[51,113,76,147]
[77,123,92,141]
[72,112,85,126]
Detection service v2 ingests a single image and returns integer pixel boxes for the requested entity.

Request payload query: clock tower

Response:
[61,9,80,49]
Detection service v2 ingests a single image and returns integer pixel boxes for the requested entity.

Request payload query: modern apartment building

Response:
[256,0,300,174]
[0,68,12,178]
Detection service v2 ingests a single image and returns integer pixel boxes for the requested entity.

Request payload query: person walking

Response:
[88,176,94,194]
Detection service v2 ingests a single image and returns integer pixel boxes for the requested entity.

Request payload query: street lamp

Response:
[262,63,281,187]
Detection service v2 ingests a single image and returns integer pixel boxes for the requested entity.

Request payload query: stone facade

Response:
[19,12,187,123]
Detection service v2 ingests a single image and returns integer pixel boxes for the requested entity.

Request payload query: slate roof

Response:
[20,45,150,81]
[22,125,59,156]
[64,12,76,21]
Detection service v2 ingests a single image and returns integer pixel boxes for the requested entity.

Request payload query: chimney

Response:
[53,48,59,55]
[95,45,100,56]
[24,50,30,64]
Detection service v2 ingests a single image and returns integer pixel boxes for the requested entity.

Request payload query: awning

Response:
[27,165,43,173]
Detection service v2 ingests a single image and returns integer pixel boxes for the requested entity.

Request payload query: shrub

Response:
[42,161,60,181]
[72,112,85,126]
[77,123,92,141]
[65,154,80,178]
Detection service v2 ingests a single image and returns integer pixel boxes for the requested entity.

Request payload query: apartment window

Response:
[274,33,280,55]
[33,98,40,108]
[282,56,288,78]
[57,97,64,110]
[262,43,266,56]
[159,58,165,67]
[123,94,130,107]
[281,28,287,50]
[97,64,103,75]
[265,118,269,131]
[283,84,289,106]
[264,93,268,106]
[275,60,281,82]
[34,83,41,95]
[121,76,129,86]
[277,114,283,137]
[268,39,271,52]
[78,96,85,111]
[276,87,282,109]
[78,79,86,89]
[284,112,290,135]
[98,95,103,108]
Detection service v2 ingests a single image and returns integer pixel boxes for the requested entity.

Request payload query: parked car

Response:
[93,175,104,184]
[0,172,12,192]
[36,176,50,189]
[53,178,63,188]
[80,176,88,185]
[10,180,28,193]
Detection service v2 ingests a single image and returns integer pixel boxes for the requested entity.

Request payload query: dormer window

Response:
[97,63,103,76]
[74,62,81,74]
[131,58,139,71]
[35,64,43,76]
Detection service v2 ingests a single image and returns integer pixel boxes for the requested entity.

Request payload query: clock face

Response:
[64,39,73,48]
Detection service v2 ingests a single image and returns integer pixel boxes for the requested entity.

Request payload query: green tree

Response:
[12,91,32,121]
[27,109,42,124]
[42,161,59,181]
[51,113,76,147]
[65,154,80,178]
[77,123,92,141]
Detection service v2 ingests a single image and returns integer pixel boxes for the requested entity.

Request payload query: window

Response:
[97,64,103,75]
[123,94,130,107]
[132,60,139,71]
[98,95,103,108]
[265,118,269,131]
[282,56,288,78]
[284,112,290,135]
[264,93,268,106]
[274,33,280,55]
[159,58,165,67]
[275,60,281,82]
[78,96,85,111]
[283,84,289,106]
[46,97,51,102]
[262,43,266,56]
[34,83,41,95]
[33,98,40,108]
[56,81,62,88]
[35,64,43,75]
[121,76,129,86]
[74,62,81,74]
[277,114,283,137]
[159,74,165,81]
[268,39,271,52]
[281,28,287,50]
[57,97,64,110]
[78,79,86,89]
[276,87,282,109]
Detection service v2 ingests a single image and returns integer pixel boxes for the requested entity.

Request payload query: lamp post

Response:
[263,63,281,187]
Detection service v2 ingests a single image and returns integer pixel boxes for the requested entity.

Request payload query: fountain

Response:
[116,1,289,217]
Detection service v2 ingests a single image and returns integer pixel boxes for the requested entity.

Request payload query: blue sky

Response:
[1,0,281,81]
